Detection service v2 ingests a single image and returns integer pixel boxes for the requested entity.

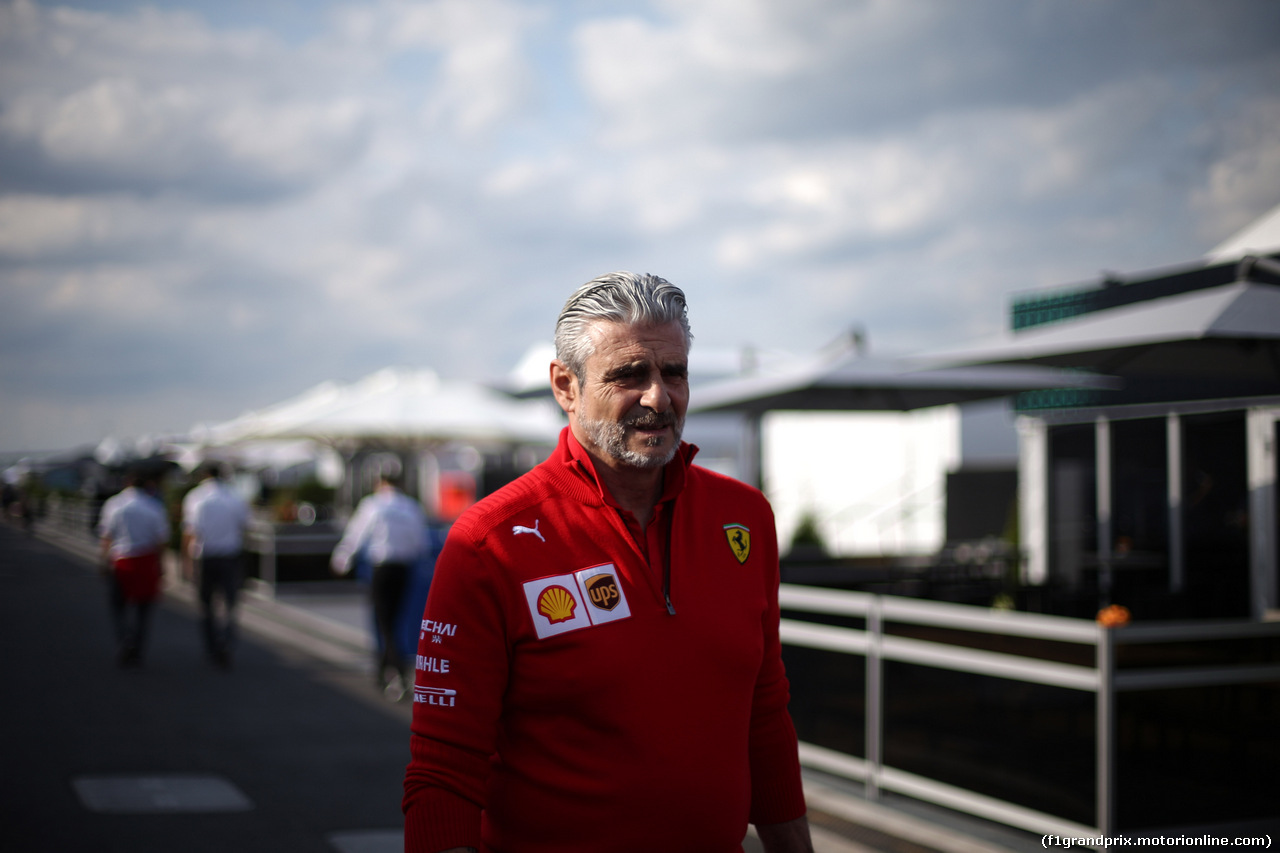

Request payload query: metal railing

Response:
[38,494,102,537]
[243,517,342,592]
[778,584,1280,838]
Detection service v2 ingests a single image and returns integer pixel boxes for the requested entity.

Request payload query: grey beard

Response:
[580,411,683,469]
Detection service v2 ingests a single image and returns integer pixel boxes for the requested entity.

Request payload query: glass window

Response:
[1109,418,1170,617]
[1182,412,1249,618]
[1048,424,1097,615]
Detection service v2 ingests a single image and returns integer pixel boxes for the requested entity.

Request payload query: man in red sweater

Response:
[403,272,813,853]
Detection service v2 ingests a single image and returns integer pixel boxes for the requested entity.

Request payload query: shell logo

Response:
[537,585,578,624]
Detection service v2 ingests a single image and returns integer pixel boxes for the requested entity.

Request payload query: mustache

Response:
[623,410,678,430]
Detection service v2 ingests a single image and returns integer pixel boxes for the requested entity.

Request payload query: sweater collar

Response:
[556,426,696,509]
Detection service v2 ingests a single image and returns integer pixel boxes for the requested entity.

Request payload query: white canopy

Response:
[198,367,564,447]
[195,381,347,446]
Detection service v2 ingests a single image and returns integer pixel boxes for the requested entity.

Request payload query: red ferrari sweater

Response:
[402,428,806,853]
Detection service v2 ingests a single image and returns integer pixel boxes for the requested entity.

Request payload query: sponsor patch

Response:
[724,524,751,564]
[512,519,546,542]
[413,685,457,707]
[523,563,631,640]
[420,619,458,642]
[537,585,578,623]
[584,573,620,611]
[415,655,450,674]
[523,575,591,639]
[574,564,630,625]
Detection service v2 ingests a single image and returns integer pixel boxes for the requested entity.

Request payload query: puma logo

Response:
[512,520,545,542]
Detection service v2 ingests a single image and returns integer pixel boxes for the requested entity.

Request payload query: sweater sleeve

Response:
[747,502,808,826]
[403,524,512,852]
[149,498,170,549]
[330,497,373,574]
[181,489,199,534]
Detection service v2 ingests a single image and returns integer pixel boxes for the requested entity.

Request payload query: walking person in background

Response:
[331,470,426,700]
[97,469,170,667]
[182,462,250,669]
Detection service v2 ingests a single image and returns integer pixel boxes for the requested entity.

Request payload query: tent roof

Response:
[920,280,1280,376]
[689,352,1113,415]
[198,368,564,447]
[196,380,347,446]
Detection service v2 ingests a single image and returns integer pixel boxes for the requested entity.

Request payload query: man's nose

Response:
[639,373,671,412]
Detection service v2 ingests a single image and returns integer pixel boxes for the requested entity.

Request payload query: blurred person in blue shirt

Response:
[331,471,426,699]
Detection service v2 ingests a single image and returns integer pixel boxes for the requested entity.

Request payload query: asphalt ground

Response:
[1,518,1035,853]
[0,522,410,853]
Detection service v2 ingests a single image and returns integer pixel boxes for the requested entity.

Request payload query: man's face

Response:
[556,320,690,471]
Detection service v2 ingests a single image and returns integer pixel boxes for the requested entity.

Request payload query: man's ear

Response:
[550,360,579,416]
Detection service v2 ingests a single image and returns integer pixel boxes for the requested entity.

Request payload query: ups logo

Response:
[585,573,621,611]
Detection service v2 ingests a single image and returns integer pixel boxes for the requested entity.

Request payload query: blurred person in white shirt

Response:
[98,469,170,667]
[182,462,251,669]
[331,470,426,700]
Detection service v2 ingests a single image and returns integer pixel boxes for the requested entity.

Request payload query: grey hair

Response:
[554,271,692,381]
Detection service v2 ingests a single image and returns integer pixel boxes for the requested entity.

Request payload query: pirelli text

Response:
[1043,834,1271,849]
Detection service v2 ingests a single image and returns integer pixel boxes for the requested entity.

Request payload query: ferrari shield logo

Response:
[724,524,751,564]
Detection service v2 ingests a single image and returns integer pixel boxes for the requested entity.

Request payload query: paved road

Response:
[1,519,1035,853]
[0,522,409,853]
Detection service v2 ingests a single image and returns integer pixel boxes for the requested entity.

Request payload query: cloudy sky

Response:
[2,0,1279,453]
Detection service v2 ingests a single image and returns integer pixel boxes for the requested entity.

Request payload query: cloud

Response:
[1193,99,1280,239]
[1,0,1279,452]
[577,0,1280,145]
[559,0,1280,354]
[0,1,374,200]
[324,0,544,136]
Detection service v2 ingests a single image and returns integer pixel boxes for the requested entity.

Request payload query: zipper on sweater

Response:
[662,502,676,616]
[610,498,677,615]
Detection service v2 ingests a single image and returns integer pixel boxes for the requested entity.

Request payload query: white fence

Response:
[778,584,1280,837]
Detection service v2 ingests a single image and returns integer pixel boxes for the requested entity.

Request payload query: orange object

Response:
[437,471,476,521]
[1096,604,1131,627]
